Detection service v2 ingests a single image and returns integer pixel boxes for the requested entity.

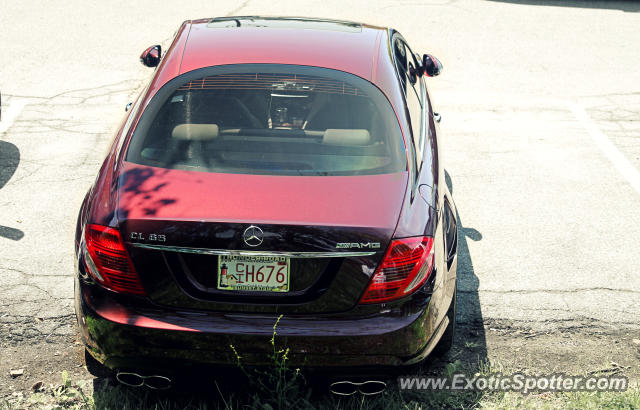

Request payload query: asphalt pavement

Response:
[1,0,639,358]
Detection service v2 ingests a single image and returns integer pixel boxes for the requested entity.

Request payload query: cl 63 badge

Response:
[130,232,166,242]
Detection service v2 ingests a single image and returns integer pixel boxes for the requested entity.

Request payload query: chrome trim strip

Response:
[129,243,377,258]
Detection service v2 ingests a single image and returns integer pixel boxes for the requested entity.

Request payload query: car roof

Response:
[174,17,388,82]
[142,17,411,148]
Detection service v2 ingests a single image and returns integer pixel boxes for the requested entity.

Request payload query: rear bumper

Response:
[75,278,440,373]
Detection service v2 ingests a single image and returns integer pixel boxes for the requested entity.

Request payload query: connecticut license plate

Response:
[217,255,290,292]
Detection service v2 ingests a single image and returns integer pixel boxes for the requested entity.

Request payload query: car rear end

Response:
[75,63,440,374]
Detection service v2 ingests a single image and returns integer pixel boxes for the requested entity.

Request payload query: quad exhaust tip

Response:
[116,371,386,395]
[116,371,172,389]
[329,380,387,396]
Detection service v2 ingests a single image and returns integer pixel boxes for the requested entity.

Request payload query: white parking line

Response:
[439,95,640,197]
[0,98,28,135]
[568,101,640,197]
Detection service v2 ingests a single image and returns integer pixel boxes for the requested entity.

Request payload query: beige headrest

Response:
[322,129,371,146]
[172,124,219,141]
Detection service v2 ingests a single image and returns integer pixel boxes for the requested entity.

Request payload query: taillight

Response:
[82,224,145,296]
[359,237,434,304]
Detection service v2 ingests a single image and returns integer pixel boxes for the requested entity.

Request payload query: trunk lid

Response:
[117,162,408,313]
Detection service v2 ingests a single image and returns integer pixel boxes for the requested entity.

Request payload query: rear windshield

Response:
[126,65,406,176]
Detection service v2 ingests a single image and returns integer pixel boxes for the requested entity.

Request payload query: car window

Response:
[393,37,424,176]
[393,37,409,89]
[405,70,423,169]
[126,65,407,176]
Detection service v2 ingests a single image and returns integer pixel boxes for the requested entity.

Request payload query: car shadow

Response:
[446,169,487,371]
[486,0,640,12]
[0,140,24,241]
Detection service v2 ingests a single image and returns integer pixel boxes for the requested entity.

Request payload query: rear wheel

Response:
[433,286,456,357]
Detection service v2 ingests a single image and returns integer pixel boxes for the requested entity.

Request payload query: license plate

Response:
[217,255,290,292]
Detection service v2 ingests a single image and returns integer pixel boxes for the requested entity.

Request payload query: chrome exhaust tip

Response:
[116,372,172,389]
[145,375,172,390]
[329,380,387,396]
[116,372,144,387]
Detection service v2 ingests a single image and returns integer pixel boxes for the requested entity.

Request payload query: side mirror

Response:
[421,54,443,77]
[140,45,161,67]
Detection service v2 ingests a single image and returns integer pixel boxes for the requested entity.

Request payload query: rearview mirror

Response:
[140,45,161,67]
[421,54,443,77]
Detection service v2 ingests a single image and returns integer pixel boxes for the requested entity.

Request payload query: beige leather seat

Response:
[322,129,371,146]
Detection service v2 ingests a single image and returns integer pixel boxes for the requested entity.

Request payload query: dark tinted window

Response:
[405,76,423,166]
[393,37,423,174]
[126,65,406,176]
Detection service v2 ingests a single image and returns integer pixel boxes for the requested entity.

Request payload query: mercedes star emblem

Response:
[243,225,264,247]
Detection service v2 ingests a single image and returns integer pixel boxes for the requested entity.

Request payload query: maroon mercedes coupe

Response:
[74,16,458,388]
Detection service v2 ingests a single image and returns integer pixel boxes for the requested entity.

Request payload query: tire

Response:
[433,286,456,357]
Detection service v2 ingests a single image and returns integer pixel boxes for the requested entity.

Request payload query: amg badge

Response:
[336,242,381,249]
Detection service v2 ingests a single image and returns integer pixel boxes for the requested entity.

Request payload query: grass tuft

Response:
[230,314,313,409]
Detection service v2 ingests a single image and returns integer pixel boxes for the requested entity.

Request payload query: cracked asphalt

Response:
[1,0,639,398]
